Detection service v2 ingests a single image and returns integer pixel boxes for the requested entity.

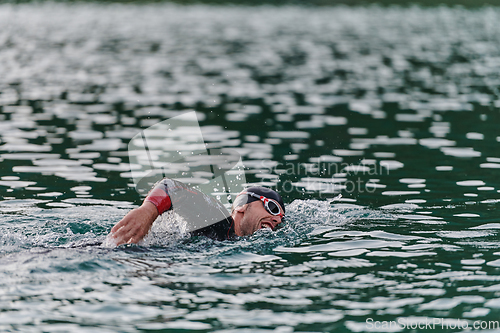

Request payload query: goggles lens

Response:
[266,200,281,215]
[245,192,284,217]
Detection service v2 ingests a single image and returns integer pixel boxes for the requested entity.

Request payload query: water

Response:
[2,3,500,332]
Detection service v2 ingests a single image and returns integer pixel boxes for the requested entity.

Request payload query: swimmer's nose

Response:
[271,215,282,227]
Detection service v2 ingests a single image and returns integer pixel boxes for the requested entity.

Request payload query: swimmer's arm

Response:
[110,180,172,245]
[110,201,159,245]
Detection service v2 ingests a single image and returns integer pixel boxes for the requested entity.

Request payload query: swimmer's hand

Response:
[109,201,159,245]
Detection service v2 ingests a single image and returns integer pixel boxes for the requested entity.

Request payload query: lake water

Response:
[2,3,500,332]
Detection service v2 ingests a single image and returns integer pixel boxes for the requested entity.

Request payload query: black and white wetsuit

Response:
[145,178,236,241]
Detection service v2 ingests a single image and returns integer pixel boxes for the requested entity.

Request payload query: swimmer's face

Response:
[234,201,283,236]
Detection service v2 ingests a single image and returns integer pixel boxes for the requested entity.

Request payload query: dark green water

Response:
[2,3,500,332]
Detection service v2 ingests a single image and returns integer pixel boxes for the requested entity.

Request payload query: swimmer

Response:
[109,178,285,245]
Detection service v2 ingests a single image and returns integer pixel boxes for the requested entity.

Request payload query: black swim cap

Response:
[232,186,285,215]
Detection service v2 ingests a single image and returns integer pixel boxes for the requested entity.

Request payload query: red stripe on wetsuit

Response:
[145,187,172,214]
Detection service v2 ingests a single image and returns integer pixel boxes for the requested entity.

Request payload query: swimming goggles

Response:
[244,191,284,218]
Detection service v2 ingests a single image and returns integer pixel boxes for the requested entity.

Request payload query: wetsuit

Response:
[145,178,236,241]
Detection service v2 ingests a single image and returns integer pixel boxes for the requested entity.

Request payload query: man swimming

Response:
[109,178,285,245]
